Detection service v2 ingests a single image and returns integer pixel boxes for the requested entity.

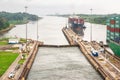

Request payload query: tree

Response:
[0,17,10,30]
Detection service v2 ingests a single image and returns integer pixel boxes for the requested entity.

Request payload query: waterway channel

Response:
[27,47,102,80]
[1,16,106,79]
[1,16,106,45]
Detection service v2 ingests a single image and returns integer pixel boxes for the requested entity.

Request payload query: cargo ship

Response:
[68,16,85,36]
[106,16,120,57]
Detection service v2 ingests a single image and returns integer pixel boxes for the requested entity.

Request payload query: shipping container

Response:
[107,29,110,31]
[106,19,110,23]
[106,23,111,26]
[108,41,120,57]
[107,34,110,36]
[115,24,119,28]
[110,27,115,32]
[114,37,120,43]
[107,35,110,38]
[115,16,120,20]
[107,16,120,57]
[110,32,115,36]
[107,37,110,40]
[107,26,111,30]
[68,17,74,23]
[107,30,110,32]
[110,24,115,28]
[73,18,78,24]
[110,17,115,20]
[115,28,120,33]
[110,20,115,24]
[110,32,114,35]
[107,35,110,39]
[115,20,120,24]
[110,36,114,40]
[115,32,120,37]
[78,18,84,25]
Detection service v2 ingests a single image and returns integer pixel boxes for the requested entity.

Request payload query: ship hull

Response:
[108,40,120,57]
[68,16,85,36]
[71,26,84,36]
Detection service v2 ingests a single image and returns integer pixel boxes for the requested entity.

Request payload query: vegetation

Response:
[0,41,7,45]
[20,38,26,43]
[0,11,40,31]
[0,17,9,30]
[0,38,9,45]
[18,59,25,65]
[0,51,19,76]
[55,14,119,25]
[9,20,27,24]
[0,37,9,41]
[0,37,27,76]
[0,12,39,22]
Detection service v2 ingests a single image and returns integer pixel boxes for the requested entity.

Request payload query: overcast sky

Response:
[0,0,120,16]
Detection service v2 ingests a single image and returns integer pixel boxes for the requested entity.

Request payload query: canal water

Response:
[1,16,105,79]
[27,47,102,80]
[1,16,106,45]
[2,16,69,45]
[83,22,106,44]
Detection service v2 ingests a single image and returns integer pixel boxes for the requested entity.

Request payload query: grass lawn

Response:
[0,38,8,45]
[18,59,25,65]
[20,38,26,43]
[0,51,19,77]
[0,41,8,45]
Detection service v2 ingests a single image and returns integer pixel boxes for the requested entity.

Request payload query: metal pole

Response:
[90,8,92,42]
[25,6,28,52]
[37,18,39,41]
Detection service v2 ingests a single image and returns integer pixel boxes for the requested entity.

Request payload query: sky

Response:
[0,0,120,16]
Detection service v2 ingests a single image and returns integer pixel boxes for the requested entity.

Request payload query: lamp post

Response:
[25,6,28,52]
[37,17,39,41]
[90,8,93,42]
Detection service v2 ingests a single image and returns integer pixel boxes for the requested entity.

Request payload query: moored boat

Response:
[68,16,86,36]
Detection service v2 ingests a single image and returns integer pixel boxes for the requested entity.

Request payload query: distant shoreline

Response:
[0,24,15,34]
[0,18,42,35]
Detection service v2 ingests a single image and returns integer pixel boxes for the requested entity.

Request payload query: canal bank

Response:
[0,24,15,35]
[0,40,43,80]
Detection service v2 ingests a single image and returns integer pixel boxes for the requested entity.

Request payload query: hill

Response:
[0,11,40,30]
[55,14,119,25]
